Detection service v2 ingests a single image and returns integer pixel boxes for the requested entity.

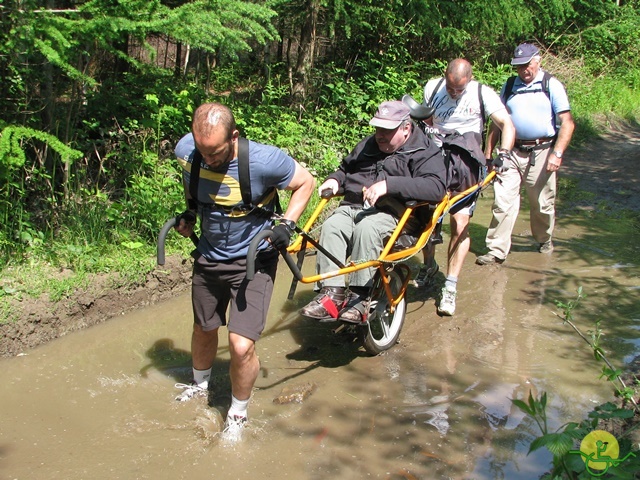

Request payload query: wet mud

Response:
[0,121,639,479]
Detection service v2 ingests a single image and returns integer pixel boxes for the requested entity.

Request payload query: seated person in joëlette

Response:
[300,100,447,323]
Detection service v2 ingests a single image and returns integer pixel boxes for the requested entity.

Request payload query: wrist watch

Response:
[553,150,563,158]
[280,219,297,231]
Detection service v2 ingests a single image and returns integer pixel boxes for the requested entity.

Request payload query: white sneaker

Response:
[438,286,456,316]
[174,382,208,402]
[221,414,247,443]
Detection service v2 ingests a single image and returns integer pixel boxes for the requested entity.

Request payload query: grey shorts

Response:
[191,249,278,341]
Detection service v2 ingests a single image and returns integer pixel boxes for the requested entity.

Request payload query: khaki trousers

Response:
[485,146,556,260]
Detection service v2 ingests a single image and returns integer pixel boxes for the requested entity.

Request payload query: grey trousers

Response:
[316,205,398,288]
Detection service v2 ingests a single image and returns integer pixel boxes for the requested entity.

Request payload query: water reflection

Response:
[387,258,582,478]
[1,204,638,479]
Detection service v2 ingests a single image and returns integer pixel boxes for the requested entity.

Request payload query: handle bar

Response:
[246,229,303,282]
[402,94,435,121]
[320,188,334,199]
[157,216,199,265]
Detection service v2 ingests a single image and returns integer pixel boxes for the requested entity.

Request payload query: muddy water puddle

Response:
[1,199,638,479]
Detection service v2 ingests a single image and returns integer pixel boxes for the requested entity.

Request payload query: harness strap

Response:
[320,295,341,319]
[189,150,202,203]
[515,140,554,151]
[188,137,280,217]
[515,141,554,167]
[238,137,251,206]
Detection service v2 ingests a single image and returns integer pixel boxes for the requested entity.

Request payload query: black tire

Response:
[362,268,407,355]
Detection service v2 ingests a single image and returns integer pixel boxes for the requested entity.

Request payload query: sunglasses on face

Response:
[446,83,467,94]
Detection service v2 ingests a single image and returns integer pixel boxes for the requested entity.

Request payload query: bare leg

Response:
[446,212,471,278]
[191,324,219,370]
[228,332,259,401]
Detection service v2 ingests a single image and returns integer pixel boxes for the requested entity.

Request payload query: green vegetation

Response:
[0,0,639,311]
[513,289,640,479]
[1,2,640,475]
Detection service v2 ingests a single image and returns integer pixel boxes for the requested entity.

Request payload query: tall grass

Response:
[568,69,640,143]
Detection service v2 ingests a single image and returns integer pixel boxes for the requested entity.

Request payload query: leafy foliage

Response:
[512,288,640,478]
[0,0,638,291]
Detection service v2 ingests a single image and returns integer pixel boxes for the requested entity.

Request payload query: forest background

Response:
[0,0,639,313]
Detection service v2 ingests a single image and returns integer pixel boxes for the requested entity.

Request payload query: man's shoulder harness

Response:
[502,71,553,104]
[189,137,281,216]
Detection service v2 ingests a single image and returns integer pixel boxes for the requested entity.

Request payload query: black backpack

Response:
[501,71,552,104]
[440,131,486,193]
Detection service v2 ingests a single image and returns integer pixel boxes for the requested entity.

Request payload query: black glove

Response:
[176,210,197,228]
[492,150,511,173]
[270,222,294,251]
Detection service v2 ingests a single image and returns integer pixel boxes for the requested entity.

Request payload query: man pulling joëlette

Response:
[173,102,314,443]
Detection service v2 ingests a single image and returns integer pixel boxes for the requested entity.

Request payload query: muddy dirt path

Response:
[1,121,639,480]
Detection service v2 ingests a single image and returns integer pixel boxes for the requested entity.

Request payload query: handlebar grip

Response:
[246,229,304,282]
[157,217,177,266]
[320,188,334,199]
[246,230,273,281]
[157,216,200,266]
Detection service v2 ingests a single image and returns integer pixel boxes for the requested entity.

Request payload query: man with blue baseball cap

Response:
[477,43,575,265]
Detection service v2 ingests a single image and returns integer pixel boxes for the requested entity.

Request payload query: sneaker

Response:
[475,253,504,266]
[437,286,456,316]
[174,382,208,402]
[412,261,439,287]
[539,241,554,254]
[221,414,247,443]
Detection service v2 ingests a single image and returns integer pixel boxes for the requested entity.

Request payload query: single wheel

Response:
[361,267,407,355]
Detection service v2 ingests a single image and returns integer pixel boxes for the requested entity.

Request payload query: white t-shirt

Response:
[423,78,506,135]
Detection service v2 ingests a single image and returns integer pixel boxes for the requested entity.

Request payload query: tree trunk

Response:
[291,0,320,101]
[174,42,182,77]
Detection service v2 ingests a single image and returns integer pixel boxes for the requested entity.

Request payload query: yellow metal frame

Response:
[284,171,496,313]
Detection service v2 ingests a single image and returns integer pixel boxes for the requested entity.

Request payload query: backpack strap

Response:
[541,71,551,100]
[502,72,552,103]
[188,137,280,216]
[478,82,486,148]
[501,75,517,104]
[237,137,252,206]
[238,137,282,215]
[189,150,202,203]
[428,77,445,107]
[478,82,485,124]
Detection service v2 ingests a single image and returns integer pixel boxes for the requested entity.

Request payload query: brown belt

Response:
[515,137,555,147]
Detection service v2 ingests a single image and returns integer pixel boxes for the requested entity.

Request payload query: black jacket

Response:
[327,124,447,209]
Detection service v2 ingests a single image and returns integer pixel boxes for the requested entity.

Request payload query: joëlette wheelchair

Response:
[157,97,495,356]
[243,170,495,356]
[157,175,495,356]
